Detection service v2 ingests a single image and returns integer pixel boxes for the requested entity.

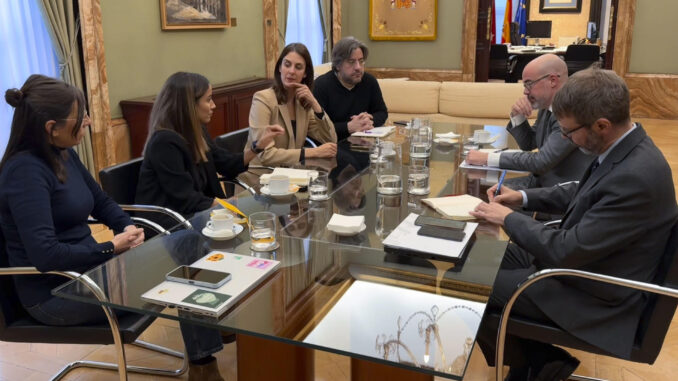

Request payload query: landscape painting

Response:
[160,0,230,30]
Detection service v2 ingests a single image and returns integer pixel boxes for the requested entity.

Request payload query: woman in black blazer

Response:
[136,72,282,217]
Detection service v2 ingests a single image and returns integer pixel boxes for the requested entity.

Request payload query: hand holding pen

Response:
[494,170,507,198]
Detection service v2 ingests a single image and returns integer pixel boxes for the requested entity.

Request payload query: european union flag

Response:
[515,0,527,45]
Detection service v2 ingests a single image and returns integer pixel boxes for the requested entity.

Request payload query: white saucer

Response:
[433,137,458,146]
[202,224,244,240]
[329,223,367,236]
[467,135,499,144]
[260,185,299,198]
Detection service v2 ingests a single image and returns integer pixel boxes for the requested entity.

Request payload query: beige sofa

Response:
[376,79,535,126]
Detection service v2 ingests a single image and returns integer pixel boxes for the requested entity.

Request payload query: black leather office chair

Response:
[491,221,678,381]
[564,44,601,76]
[489,44,518,82]
[213,129,258,196]
[99,159,191,232]
[0,229,187,380]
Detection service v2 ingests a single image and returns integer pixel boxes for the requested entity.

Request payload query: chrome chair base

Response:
[50,339,187,381]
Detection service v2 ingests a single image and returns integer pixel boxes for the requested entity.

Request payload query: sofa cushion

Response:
[378,80,441,115]
[439,82,525,119]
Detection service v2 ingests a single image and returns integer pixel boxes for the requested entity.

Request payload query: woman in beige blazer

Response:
[247,43,337,166]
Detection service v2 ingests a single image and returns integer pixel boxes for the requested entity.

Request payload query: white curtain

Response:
[0,0,59,158]
[285,0,325,66]
[38,0,96,177]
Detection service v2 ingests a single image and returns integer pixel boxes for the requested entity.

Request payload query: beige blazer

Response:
[246,88,337,166]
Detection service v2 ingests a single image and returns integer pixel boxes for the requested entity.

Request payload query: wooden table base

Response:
[351,357,434,381]
[236,334,314,381]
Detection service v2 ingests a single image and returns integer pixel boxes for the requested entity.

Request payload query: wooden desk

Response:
[120,77,272,158]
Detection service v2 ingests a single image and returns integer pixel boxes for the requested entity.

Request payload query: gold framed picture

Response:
[160,0,230,30]
[369,0,437,41]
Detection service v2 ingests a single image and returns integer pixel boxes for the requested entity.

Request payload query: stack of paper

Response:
[351,126,395,138]
[260,168,319,186]
[435,132,460,139]
[459,160,530,174]
[382,213,478,261]
[421,194,483,220]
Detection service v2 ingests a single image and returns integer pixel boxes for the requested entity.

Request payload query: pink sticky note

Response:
[247,259,273,269]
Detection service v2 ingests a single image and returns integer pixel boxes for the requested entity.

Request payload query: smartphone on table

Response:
[166,266,232,289]
[414,215,467,230]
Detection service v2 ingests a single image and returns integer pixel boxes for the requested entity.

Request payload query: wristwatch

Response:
[251,140,264,154]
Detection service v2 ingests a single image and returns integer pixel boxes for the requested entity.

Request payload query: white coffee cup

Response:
[210,208,233,218]
[473,129,491,143]
[268,174,290,195]
[206,213,234,232]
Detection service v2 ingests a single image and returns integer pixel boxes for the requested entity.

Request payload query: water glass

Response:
[407,165,430,195]
[376,160,402,195]
[370,139,384,164]
[375,193,402,238]
[248,212,278,251]
[410,126,432,158]
[309,170,330,201]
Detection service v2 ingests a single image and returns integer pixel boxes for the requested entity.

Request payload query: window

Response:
[0,0,58,157]
[285,0,325,66]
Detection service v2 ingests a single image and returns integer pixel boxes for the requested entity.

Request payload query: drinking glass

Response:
[376,159,402,195]
[407,165,430,195]
[410,126,432,158]
[375,193,402,238]
[248,212,278,251]
[309,171,330,201]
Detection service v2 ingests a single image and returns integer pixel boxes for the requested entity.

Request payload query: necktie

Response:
[590,159,600,173]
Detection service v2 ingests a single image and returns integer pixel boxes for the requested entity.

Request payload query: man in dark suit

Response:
[313,36,388,141]
[470,68,678,381]
[467,54,592,189]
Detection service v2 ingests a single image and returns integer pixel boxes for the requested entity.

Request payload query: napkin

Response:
[421,194,483,220]
[327,214,365,234]
[435,132,460,139]
[260,168,319,186]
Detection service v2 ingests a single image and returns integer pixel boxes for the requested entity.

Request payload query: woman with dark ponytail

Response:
[0,75,226,380]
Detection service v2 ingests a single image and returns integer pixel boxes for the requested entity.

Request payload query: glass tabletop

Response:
[54,121,517,379]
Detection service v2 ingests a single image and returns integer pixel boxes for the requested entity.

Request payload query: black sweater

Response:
[313,71,388,141]
[0,149,132,306]
[136,129,247,217]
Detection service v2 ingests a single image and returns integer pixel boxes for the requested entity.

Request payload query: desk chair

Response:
[564,45,601,76]
[99,158,191,231]
[491,221,678,381]
[489,44,518,82]
[0,229,187,380]
[214,129,258,196]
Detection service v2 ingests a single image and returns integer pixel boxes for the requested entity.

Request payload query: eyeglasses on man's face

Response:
[560,123,588,138]
[523,73,559,91]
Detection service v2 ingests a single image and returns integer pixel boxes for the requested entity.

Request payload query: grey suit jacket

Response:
[500,110,593,188]
[503,124,678,358]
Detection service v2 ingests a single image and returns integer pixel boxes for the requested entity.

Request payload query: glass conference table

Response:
[54,122,519,380]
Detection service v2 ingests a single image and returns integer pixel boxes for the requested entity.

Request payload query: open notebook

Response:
[259,167,319,186]
[141,251,280,318]
[351,126,395,138]
[421,194,484,220]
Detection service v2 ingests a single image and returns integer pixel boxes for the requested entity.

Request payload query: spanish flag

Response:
[501,0,513,44]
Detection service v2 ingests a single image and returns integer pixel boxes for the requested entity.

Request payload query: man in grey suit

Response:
[467,54,592,189]
[470,68,678,381]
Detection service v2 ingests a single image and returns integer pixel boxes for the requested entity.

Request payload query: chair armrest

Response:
[495,269,678,381]
[305,137,318,148]
[218,178,257,196]
[119,204,192,230]
[88,216,170,236]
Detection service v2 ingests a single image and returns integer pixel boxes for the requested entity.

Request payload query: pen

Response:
[495,170,507,197]
[493,147,508,153]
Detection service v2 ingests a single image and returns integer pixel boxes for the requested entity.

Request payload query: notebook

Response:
[141,251,280,318]
[459,160,530,174]
[421,194,484,220]
[351,126,395,138]
[259,168,319,186]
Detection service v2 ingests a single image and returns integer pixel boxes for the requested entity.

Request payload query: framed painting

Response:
[539,0,582,13]
[160,0,230,30]
[369,0,437,41]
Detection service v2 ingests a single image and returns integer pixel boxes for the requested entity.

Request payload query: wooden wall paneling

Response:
[461,0,478,82]
[332,0,342,47]
[263,0,279,79]
[233,92,256,132]
[626,74,678,120]
[612,0,635,77]
[367,68,464,82]
[110,118,131,164]
[79,0,115,174]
